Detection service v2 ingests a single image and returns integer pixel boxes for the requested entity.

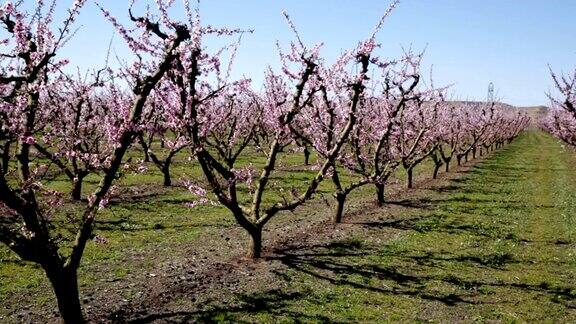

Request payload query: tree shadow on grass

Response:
[386,198,435,210]
[351,210,521,241]
[268,240,575,311]
[108,191,167,206]
[269,242,477,307]
[124,289,332,323]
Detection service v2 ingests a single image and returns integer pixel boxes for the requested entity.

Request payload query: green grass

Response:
[193,130,576,322]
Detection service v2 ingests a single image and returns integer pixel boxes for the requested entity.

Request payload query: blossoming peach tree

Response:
[0,0,191,322]
[173,0,406,257]
[542,66,576,146]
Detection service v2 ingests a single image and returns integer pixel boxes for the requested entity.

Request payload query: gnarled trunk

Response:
[71,176,84,201]
[138,134,150,162]
[247,226,263,259]
[407,167,414,189]
[431,153,443,179]
[333,192,346,223]
[150,152,174,187]
[303,146,311,166]
[433,162,442,179]
[44,266,84,324]
[162,164,171,187]
[375,182,385,206]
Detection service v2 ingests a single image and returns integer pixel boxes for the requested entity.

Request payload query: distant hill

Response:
[445,101,517,111]
[517,106,548,119]
[442,102,548,123]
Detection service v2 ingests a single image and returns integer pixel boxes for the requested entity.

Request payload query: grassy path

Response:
[182,130,576,322]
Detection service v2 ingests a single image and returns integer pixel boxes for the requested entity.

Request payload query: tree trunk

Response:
[375,183,385,206]
[303,146,310,166]
[71,176,84,201]
[45,266,84,324]
[138,134,150,163]
[247,227,263,259]
[333,193,346,224]
[433,162,441,179]
[445,160,450,172]
[407,167,414,189]
[457,155,462,166]
[472,147,477,159]
[162,164,171,187]
[431,153,442,179]
[465,152,469,162]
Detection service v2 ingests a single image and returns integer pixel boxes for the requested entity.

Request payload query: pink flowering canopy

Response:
[541,67,576,146]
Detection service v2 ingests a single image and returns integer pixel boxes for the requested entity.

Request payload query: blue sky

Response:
[52,1,576,106]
